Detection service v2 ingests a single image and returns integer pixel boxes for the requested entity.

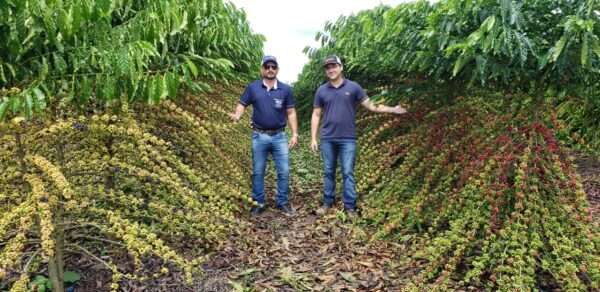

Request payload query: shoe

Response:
[250,205,266,216]
[276,204,296,216]
[345,208,358,220]
[316,203,332,216]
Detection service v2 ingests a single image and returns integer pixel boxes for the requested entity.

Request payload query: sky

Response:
[227,0,411,84]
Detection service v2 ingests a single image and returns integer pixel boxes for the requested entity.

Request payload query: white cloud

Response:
[228,0,412,84]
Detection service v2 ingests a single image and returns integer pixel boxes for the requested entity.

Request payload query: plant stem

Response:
[14,132,30,193]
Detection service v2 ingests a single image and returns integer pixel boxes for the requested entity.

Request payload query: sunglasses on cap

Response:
[263,64,278,70]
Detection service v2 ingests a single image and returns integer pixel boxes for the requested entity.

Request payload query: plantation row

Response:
[294,0,599,289]
[0,85,254,291]
[354,96,598,289]
[1,0,261,290]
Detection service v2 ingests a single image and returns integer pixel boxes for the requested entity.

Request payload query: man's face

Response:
[261,62,278,80]
[324,63,342,80]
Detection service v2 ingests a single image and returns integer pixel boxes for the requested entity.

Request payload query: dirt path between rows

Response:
[195,190,411,291]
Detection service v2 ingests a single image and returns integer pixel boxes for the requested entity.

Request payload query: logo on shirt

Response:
[274,98,283,109]
[345,92,350,96]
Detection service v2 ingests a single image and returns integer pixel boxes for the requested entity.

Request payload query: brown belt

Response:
[252,127,285,136]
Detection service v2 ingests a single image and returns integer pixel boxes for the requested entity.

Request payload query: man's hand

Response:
[289,135,298,149]
[229,113,241,121]
[310,139,319,153]
[392,105,408,115]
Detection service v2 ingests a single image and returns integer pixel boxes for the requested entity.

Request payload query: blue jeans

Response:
[321,138,357,210]
[251,131,290,206]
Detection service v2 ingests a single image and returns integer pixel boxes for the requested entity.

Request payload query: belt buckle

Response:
[266,129,276,135]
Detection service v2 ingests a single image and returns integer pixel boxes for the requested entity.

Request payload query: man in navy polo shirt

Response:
[310,55,407,219]
[229,55,299,216]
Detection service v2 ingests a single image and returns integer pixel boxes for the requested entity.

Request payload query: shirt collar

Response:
[263,79,278,90]
[327,78,346,89]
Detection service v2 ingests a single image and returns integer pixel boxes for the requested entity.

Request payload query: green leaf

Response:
[116,47,130,76]
[5,62,16,79]
[96,0,112,17]
[186,60,198,78]
[76,77,89,105]
[485,15,496,31]
[72,5,84,34]
[145,75,155,103]
[181,65,192,87]
[34,88,46,111]
[592,38,600,59]
[581,34,589,67]
[56,8,71,37]
[63,270,81,283]
[11,95,21,114]
[166,71,178,99]
[43,16,58,43]
[0,99,10,119]
[153,74,165,103]
[24,93,33,119]
[32,275,48,285]
[196,82,212,92]
[53,53,68,75]
[32,275,49,292]
[216,58,234,69]
[551,35,568,62]
[40,57,49,81]
[0,63,6,83]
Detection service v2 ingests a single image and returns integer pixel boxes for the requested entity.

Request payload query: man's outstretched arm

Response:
[360,98,407,114]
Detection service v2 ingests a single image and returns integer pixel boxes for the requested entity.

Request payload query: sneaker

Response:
[250,205,266,216]
[345,208,358,220]
[315,203,332,216]
[276,204,296,216]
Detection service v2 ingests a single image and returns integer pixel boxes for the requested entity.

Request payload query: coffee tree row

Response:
[294,0,599,288]
[294,0,600,153]
[0,85,253,291]
[356,96,598,289]
[0,0,264,120]
[1,0,261,290]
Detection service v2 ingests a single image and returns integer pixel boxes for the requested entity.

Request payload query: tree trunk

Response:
[14,132,30,193]
[48,209,65,292]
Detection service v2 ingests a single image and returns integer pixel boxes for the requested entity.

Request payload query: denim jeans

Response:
[320,138,357,210]
[251,131,290,206]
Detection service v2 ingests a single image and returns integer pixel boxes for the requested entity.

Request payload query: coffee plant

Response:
[294,0,600,288]
[0,0,264,120]
[294,0,600,148]
[357,95,599,289]
[1,0,261,290]
[0,87,253,291]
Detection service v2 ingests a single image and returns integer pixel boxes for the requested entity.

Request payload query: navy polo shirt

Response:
[313,79,368,139]
[239,79,295,130]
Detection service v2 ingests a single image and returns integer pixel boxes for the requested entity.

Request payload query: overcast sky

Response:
[227,0,411,84]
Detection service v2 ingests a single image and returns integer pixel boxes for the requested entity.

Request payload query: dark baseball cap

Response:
[261,55,278,66]
[323,55,342,66]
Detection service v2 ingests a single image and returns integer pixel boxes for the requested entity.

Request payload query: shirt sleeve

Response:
[313,89,323,108]
[239,85,253,106]
[356,84,368,103]
[285,87,295,108]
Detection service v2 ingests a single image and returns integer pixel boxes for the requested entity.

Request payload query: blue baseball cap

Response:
[261,55,278,66]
